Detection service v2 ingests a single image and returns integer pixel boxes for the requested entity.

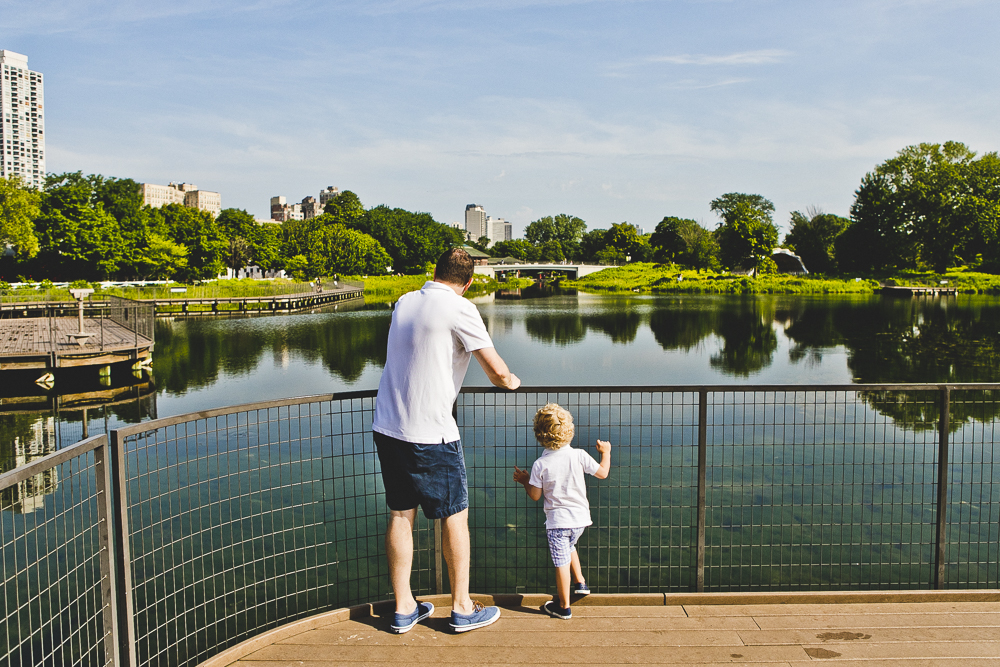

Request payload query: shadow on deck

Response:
[202,591,1000,666]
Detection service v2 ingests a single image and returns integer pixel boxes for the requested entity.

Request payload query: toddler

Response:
[513,403,611,620]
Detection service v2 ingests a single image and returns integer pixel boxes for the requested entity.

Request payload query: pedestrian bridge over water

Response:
[474,263,615,279]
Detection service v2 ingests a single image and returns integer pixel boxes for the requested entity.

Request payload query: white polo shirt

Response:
[528,445,601,529]
[373,281,494,444]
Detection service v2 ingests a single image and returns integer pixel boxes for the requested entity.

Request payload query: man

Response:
[372,248,521,634]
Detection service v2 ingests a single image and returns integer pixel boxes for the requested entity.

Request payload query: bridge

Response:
[474,262,615,280]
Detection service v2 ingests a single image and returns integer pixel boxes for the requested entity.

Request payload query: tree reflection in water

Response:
[149,291,1000,430]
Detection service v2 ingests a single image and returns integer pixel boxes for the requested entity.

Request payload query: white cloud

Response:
[647,49,792,66]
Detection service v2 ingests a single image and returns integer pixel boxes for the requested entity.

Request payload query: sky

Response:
[3,0,999,237]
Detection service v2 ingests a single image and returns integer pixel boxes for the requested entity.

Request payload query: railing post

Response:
[110,430,138,667]
[94,437,122,667]
[935,385,951,589]
[696,389,707,593]
[434,519,444,595]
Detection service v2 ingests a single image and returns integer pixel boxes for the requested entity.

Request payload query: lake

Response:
[5,287,1000,461]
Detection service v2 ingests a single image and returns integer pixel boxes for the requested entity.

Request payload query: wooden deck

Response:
[881,285,958,297]
[0,316,152,370]
[203,591,1000,666]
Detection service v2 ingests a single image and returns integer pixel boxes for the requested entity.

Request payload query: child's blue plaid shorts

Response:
[546,527,586,567]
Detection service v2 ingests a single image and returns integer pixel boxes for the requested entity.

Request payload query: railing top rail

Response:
[0,434,107,490]
[459,383,1000,394]
[109,382,1000,440]
[111,393,339,438]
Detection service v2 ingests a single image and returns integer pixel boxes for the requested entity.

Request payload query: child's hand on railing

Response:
[513,466,530,485]
[595,440,611,454]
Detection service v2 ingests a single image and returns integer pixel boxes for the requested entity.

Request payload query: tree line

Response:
[2,141,999,281]
[0,173,463,281]
[481,141,1000,275]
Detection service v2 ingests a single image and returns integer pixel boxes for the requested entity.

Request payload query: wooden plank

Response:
[243,643,808,663]
[753,612,1000,630]
[688,601,1000,616]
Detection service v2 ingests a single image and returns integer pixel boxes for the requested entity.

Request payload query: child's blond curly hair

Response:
[533,403,574,450]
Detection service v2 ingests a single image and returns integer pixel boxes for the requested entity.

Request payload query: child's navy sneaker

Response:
[391,601,434,634]
[449,601,501,633]
[572,582,591,596]
[542,600,572,620]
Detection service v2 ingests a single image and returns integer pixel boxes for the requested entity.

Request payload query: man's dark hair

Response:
[434,248,474,286]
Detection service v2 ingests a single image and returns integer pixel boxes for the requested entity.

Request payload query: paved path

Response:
[204,592,1000,666]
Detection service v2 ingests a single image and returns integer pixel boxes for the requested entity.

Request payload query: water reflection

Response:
[147,292,1000,393]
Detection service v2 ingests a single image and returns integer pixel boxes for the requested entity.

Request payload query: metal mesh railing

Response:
[109,393,435,667]
[0,434,116,667]
[103,295,155,345]
[5,384,1000,667]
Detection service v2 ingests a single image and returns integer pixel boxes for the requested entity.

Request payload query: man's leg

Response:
[441,508,474,615]
[386,508,418,614]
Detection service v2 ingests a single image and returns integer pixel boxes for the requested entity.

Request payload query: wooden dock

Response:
[141,287,364,317]
[0,316,152,371]
[202,591,1000,666]
[880,284,958,297]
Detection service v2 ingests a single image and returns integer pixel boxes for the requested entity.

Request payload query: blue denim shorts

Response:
[373,431,469,520]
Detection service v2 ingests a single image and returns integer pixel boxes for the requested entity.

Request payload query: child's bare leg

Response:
[569,549,584,585]
[555,564,571,609]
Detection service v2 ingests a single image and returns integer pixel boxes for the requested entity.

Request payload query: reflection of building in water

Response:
[1,416,58,514]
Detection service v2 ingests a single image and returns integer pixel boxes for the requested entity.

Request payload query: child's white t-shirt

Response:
[528,444,601,530]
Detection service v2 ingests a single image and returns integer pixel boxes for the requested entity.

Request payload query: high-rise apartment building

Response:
[465,204,487,241]
[0,50,45,190]
[270,196,303,222]
[488,216,512,245]
[318,186,340,210]
[140,181,221,217]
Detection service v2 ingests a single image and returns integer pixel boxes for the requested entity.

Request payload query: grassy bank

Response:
[562,264,881,294]
[361,273,534,304]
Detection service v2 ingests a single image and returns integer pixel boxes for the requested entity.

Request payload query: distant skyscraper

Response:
[488,216,512,245]
[465,204,487,241]
[0,50,45,190]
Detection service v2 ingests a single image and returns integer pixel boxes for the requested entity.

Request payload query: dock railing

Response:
[3,384,1000,666]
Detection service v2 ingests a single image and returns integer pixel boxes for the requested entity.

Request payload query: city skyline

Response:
[2,1,999,237]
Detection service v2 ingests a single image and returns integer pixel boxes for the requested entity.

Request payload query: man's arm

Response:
[473,347,521,390]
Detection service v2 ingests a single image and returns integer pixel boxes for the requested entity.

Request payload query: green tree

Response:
[136,233,189,280]
[878,142,978,272]
[90,176,149,276]
[350,206,456,273]
[579,229,607,261]
[524,214,587,260]
[320,224,392,275]
[964,152,1000,269]
[323,190,365,226]
[837,172,914,273]
[710,193,779,271]
[150,203,226,280]
[783,210,850,274]
[602,222,652,262]
[0,175,41,258]
[34,172,124,279]
[491,239,537,262]
[650,217,720,269]
[538,239,565,262]
[217,208,260,272]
